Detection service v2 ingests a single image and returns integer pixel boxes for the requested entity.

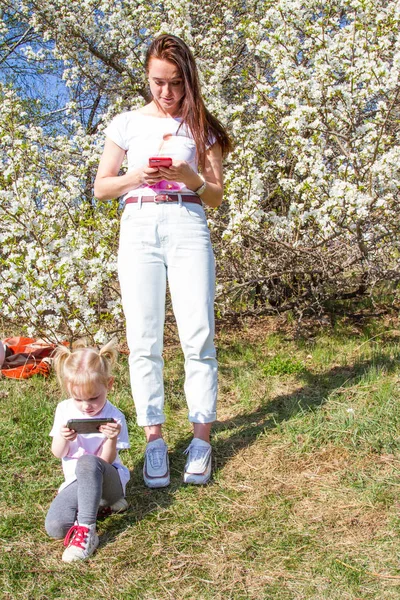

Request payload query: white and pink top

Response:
[50,398,130,493]
[104,111,214,200]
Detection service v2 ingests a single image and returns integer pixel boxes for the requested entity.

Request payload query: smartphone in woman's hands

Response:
[148,157,172,168]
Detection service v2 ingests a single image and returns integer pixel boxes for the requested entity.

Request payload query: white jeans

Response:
[117,200,217,426]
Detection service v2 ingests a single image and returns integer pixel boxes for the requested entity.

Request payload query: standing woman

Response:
[94,34,231,487]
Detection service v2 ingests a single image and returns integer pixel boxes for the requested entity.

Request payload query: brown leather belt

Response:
[125,194,202,206]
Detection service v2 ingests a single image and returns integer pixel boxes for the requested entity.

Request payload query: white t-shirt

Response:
[104,111,213,200]
[50,399,130,493]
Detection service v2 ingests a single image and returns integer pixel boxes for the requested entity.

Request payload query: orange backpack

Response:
[1,337,63,379]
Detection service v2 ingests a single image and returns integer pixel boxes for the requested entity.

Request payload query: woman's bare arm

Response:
[94,138,162,200]
[199,142,224,208]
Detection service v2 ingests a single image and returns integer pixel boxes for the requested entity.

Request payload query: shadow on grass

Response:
[212,349,400,471]
[100,348,400,544]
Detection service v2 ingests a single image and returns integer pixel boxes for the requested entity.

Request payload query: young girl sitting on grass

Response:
[45,340,130,563]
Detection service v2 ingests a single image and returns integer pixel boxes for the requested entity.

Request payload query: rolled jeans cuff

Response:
[188,411,217,424]
[136,413,167,427]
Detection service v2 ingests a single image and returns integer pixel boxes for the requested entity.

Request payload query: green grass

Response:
[2,315,400,598]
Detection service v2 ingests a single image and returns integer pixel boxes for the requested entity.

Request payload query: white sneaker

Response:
[98,497,129,517]
[183,438,212,485]
[143,438,170,488]
[110,497,129,513]
[62,523,99,563]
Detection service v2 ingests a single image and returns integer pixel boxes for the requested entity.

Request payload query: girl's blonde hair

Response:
[53,339,117,396]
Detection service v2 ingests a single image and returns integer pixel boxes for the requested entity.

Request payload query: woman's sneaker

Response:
[183,438,212,485]
[62,522,99,563]
[143,438,170,488]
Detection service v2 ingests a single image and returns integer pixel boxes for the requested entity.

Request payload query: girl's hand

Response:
[158,160,196,186]
[99,421,121,440]
[60,425,78,442]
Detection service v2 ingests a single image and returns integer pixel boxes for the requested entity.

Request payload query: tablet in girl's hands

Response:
[66,418,116,434]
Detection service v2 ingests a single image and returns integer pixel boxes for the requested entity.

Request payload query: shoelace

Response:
[63,524,89,549]
[183,443,211,471]
[147,446,166,469]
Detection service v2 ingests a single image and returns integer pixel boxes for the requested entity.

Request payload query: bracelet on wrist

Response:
[194,175,207,197]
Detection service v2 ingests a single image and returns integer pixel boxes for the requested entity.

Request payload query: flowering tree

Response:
[1,0,399,341]
[217,0,400,318]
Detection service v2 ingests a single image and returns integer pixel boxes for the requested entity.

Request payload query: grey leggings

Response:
[45,454,124,539]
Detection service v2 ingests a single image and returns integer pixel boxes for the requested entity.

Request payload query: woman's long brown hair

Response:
[145,34,232,168]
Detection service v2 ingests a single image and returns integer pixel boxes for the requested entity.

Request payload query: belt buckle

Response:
[155,194,169,203]
[154,193,176,203]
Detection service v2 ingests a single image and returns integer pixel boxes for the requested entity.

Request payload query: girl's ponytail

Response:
[53,345,73,391]
[98,339,118,368]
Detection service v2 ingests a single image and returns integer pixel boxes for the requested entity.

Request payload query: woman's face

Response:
[147,57,185,116]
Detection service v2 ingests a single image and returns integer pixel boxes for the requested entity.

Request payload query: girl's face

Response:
[69,379,113,416]
[147,57,185,116]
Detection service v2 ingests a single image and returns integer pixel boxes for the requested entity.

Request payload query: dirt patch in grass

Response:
[219,436,395,559]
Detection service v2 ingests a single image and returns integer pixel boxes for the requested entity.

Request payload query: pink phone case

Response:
[149,157,172,167]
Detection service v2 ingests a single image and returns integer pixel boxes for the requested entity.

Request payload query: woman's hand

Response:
[99,421,121,440]
[165,143,223,208]
[95,138,167,200]
[158,160,197,187]
[141,166,166,187]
